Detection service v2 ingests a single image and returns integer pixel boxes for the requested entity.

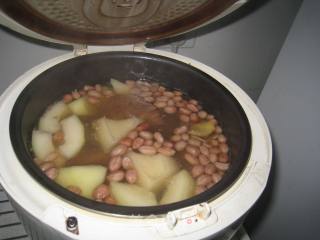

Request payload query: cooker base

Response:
[1,183,251,240]
[0,50,270,240]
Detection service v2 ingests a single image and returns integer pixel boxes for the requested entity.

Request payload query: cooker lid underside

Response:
[0,0,240,45]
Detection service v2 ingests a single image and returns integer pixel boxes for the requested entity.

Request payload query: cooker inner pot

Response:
[10,52,251,216]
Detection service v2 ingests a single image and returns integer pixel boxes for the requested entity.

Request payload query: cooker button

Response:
[166,212,177,230]
[197,203,211,220]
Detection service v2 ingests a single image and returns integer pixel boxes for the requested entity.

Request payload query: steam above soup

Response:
[31,79,230,206]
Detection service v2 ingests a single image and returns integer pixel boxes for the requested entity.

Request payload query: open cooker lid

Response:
[0,0,246,45]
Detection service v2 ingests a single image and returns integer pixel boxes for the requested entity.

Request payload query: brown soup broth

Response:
[33,80,230,205]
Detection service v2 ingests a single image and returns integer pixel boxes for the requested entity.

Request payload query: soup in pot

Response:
[31,79,230,206]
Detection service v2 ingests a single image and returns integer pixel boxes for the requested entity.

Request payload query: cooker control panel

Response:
[157,203,218,238]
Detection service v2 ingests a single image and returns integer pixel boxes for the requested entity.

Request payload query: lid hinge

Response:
[133,43,146,52]
[74,44,88,56]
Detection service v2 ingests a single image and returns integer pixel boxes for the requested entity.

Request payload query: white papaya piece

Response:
[58,115,85,159]
[93,117,141,153]
[160,170,195,205]
[110,182,157,207]
[92,117,114,153]
[110,78,130,94]
[128,152,180,193]
[39,101,70,133]
[32,130,55,160]
[68,97,95,116]
[189,121,215,137]
[55,165,107,199]
[106,117,141,141]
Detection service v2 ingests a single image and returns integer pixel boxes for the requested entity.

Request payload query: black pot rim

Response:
[9,51,252,216]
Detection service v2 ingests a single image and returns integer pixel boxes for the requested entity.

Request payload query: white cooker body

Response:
[0,47,272,240]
